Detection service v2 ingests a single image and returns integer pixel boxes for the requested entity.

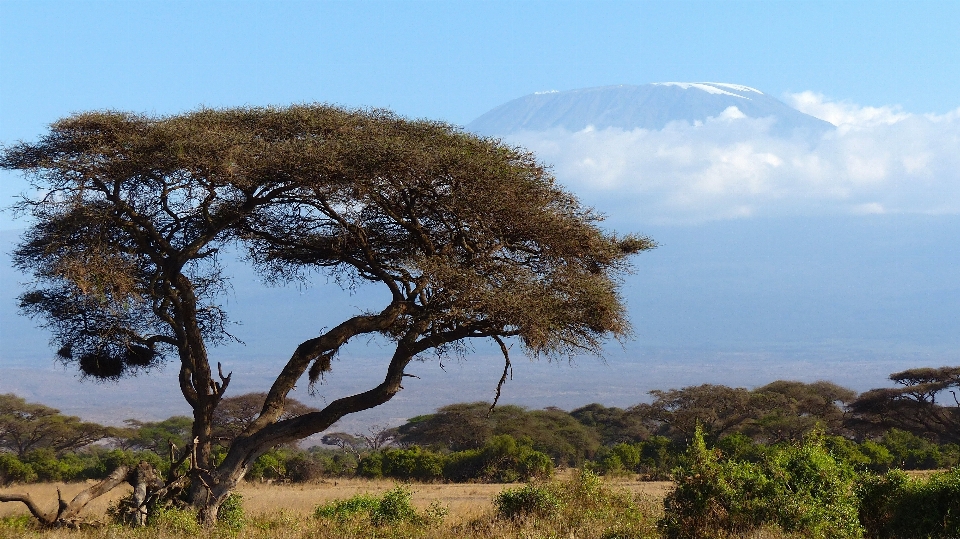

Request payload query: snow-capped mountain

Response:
[467,82,833,136]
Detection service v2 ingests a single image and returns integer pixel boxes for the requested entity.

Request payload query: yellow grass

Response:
[0,476,810,539]
[0,475,671,537]
[0,481,133,520]
[236,475,673,518]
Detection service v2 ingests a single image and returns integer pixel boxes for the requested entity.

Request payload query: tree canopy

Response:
[1,104,651,522]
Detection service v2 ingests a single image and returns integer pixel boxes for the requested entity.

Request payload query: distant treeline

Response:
[1,365,958,485]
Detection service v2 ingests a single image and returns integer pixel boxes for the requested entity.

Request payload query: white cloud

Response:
[785,91,910,129]
[504,97,960,225]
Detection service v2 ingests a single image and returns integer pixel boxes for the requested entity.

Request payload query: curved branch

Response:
[0,493,56,525]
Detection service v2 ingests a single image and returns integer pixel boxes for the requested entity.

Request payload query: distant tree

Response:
[320,432,367,458]
[397,401,599,465]
[570,403,650,445]
[633,384,754,442]
[120,416,193,455]
[212,392,316,444]
[397,402,494,451]
[745,380,855,442]
[632,381,855,443]
[847,366,960,443]
[1,105,651,525]
[0,394,111,457]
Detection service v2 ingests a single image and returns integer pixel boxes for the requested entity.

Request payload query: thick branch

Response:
[246,301,409,435]
[58,464,133,522]
[0,464,133,526]
[0,493,56,525]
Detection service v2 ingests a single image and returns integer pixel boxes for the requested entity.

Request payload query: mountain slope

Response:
[467,82,833,136]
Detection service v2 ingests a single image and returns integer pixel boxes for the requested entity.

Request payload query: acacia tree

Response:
[847,366,960,443]
[1,105,652,524]
[0,394,112,457]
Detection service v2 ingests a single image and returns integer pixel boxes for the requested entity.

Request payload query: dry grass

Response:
[0,481,133,520]
[5,476,811,539]
[236,474,673,518]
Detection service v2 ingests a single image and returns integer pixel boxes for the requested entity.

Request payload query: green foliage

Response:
[355,434,553,483]
[494,469,650,537]
[881,428,953,469]
[0,453,37,484]
[122,416,192,454]
[444,434,554,482]
[857,467,960,538]
[147,504,200,533]
[661,425,863,539]
[315,493,381,521]
[398,402,601,466]
[495,483,564,520]
[314,486,446,527]
[217,492,245,531]
[379,446,445,481]
[245,449,287,482]
[21,448,83,481]
[356,452,384,479]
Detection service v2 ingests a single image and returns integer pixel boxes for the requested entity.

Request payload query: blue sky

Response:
[2,0,959,135]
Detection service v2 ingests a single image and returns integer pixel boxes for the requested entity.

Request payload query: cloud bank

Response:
[504,94,960,224]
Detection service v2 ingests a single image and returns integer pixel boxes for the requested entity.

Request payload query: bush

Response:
[314,492,381,521]
[495,483,563,520]
[444,434,553,482]
[380,446,445,481]
[245,449,286,482]
[217,492,245,530]
[356,452,384,479]
[285,451,325,482]
[857,467,960,538]
[148,505,200,533]
[660,425,862,539]
[494,469,650,537]
[881,429,945,469]
[0,454,36,484]
[314,485,446,527]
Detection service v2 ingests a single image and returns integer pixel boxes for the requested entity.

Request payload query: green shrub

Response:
[314,492,381,521]
[0,454,36,484]
[380,446,445,481]
[495,483,563,520]
[356,452,384,479]
[881,429,945,469]
[444,434,554,482]
[857,466,960,538]
[217,492,245,530]
[148,505,200,533]
[369,486,420,525]
[246,449,287,482]
[660,425,862,539]
[495,469,650,537]
[314,485,445,527]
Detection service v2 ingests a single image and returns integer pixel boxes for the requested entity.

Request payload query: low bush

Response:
[494,469,652,537]
[218,492,245,531]
[857,466,960,538]
[660,425,862,539]
[494,483,563,520]
[314,485,447,527]
[0,454,37,484]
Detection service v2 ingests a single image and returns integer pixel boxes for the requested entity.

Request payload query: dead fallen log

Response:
[0,461,163,528]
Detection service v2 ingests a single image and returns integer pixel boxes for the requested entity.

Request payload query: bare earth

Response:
[1,476,673,521]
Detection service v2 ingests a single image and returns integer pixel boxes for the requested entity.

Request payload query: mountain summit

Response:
[467,82,833,136]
